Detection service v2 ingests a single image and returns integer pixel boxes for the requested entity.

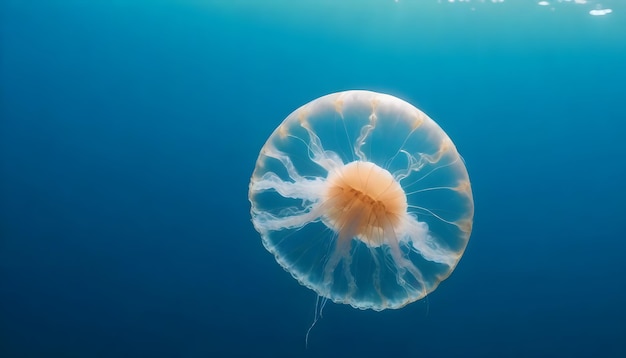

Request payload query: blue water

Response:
[2,1,625,357]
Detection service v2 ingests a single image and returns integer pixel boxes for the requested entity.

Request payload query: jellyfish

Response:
[248,90,474,311]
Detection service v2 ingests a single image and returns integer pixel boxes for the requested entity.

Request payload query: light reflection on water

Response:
[427,0,615,17]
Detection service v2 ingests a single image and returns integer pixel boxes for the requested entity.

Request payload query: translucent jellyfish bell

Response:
[249,90,474,311]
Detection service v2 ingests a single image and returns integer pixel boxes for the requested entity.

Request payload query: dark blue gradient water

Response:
[2,1,625,357]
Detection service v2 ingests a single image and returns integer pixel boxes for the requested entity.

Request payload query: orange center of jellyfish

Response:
[323,161,408,247]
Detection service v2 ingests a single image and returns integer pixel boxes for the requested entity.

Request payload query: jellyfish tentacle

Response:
[299,121,344,172]
[354,112,377,162]
[405,186,458,196]
[401,214,457,267]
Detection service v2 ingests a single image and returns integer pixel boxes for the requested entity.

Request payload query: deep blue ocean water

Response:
[2,1,625,357]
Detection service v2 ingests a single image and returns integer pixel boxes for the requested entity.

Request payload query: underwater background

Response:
[2,0,625,357]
